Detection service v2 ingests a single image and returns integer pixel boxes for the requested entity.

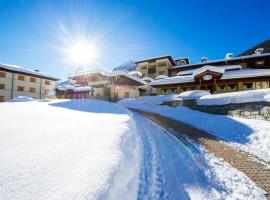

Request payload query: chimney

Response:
[255,48,264,55]
[201,57,208,63]
[225,53,233,60]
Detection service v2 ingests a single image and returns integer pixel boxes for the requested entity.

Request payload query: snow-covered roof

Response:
[110,71,146,85]
[156,74,168,80]
[171,53,270,69]
[193,65,225,77]
[150,75,194,86]
[222,69,270,80]
[68,69,146,85]
[177,65,242,76]
[68,69,109,78]
[56,85,92,92]
[141,77,154,82]
[0,63,59,80]
[129,70,142,76]
[151,68,270,86]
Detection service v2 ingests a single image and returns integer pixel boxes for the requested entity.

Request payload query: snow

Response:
[152,68,270,86]
[0,99,141,199]
[117,90,209,105]
[192,65,225,77]
[176,65,242,76]
[178,90,211,100]
[141,77,154,82]
[0,98,267,199]
[134,113,265,199]
[171,52,270,69]
[0,63,59,80]
[129,70,142,76]
[150,75,194,86]
[156,74,168,79]
[198,88,270,105]
[8,96,36,102]
[119,95,270,162]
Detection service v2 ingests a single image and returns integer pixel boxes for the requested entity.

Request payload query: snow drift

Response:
[0,99,141,200]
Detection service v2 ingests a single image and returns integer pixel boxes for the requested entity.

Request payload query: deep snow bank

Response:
[119,96,270,162]
[198,88,270,105]
[0,99,140,200]
[118,90,210,106]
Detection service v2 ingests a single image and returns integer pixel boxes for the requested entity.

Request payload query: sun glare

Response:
[67,40,99,66]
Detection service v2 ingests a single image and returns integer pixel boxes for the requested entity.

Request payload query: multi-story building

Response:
[0,63,59,102]
[136,49,270,95]
[135,55,175,79]
[55,69,145,101]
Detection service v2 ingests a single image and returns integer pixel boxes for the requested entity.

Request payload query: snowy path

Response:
[133,112,266,200]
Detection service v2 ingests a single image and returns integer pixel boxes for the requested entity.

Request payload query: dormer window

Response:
[179,60,186,65]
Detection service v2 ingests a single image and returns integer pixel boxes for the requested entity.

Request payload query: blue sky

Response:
[0,0,269,79]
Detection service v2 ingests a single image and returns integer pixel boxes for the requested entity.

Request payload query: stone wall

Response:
[163,99,270,121]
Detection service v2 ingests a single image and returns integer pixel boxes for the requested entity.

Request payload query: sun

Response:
[67,40,99,66]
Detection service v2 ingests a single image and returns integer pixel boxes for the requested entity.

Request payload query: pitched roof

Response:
[171,53,270,70]
[135,55,175,65]
[151,68,270,86]
[0,63,59,81]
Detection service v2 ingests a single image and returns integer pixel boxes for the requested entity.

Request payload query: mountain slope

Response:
[238,38,270,56]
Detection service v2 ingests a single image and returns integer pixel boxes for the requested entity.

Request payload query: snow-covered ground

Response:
[119,94,270,163]
[134,113,265,199]
[198,88,270,105]
[0,99,141,200]
[0,98,267,199]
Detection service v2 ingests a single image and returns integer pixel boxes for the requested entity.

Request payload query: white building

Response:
[0,63,59,102]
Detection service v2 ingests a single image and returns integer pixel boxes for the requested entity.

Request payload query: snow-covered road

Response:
[133,112,266,200]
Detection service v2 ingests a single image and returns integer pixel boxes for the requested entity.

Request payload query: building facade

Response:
[136,50,270,95]
[135,55,175,79]
[56,69,145,101]
[0,63,59,102]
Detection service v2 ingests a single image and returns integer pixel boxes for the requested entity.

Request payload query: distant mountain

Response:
[113,61,137,72]
[238,38,270,56]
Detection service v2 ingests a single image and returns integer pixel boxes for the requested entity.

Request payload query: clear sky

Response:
[0,0,269,79]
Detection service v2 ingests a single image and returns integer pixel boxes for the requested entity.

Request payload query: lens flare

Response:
[67,40,99,65]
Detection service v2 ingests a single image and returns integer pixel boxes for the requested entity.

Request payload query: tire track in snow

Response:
[137,116,167,200]
[134,113,190,200]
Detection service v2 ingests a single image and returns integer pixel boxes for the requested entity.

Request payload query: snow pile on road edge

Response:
[198,88,270,105]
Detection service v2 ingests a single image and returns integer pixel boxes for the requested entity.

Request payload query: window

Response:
[45,80,50,85]
[141,65,147,70]
[17,86,24,92]
[30,77,36,82]
[29,87,36,93]
[255,81,269,89]
[157,62,167,67]
[162,88,177,95]
[243,83,254,90]
[179,60,186,65]
[0,96,5,102]
[255,60,264,67]
[0,84,5,89]
[18,75,25,81]
[217,85,226,92]
[228,84,238,91]
[0,71,6,78]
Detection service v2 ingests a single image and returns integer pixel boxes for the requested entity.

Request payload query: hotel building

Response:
[137,49,270,95]
[0,63,59,102]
